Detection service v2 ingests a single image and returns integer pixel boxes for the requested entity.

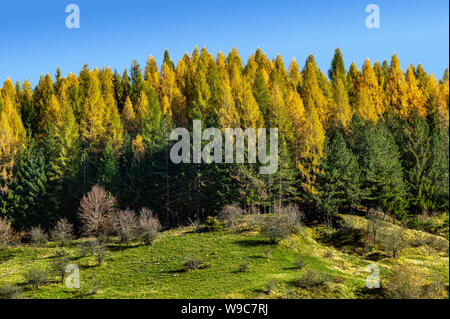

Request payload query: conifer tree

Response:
[354,59,384,122]
[0,139,48,229]
[349,115,407,217]
[405,65,427,117]
[121,96,137,137]
[347,62,361,106]
[316,130,361,216]
[386,54,408,116]
[0,94,26,189]
[329,48,347,89]
[144,55,161,92]
[300,55,329,127]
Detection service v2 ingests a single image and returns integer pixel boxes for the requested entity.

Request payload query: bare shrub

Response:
[50,218,73,246]
[29,226,48,246]
[188,217,201,232]
[274,204,304,228]
[137,208,160,245]
[295,269,331,289]
[51,256,70,283]
[265,280,276,295]
[387,265,423,299]
[218,204,243,228]
[53,248,70,259]
[78,184,116,240]
[0,217,14,246]
[0,285,23,299]
[296,256,307,269]
[24,268,48,289]
[183,256,208,271]
[366,208,385,244]
[93,243,108,266]
[423,273,447,299]
[260,206,302,244]
[114,209,138,245]
[263,247,271,259]
[238,263,249,272]
[383,226,405,258]
[323,251,334,258]
[78,239,100,258]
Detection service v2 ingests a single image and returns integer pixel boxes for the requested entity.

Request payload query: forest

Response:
[0,47,449,232]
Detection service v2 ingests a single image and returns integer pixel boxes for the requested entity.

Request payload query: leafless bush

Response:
[24,268,48,289]
[265,280,276,295]
[50,219,73,246]
[274,204,305,228]
[423,273,447,299]
[93,243,108,266]
[114,209,138,245]
[51,256,70,283]
[367,208,385,244]
[78,184,116,240]
[383,226,405,258]
[260,206,303,244]
[0,217,14,246]
[263,247,271,259]
[53,248,70,259]
[387,265,423,299]
[0,285,23,299]
[296,256,307,269]
[188,217,201,232]
[295,269,331,288]
[29,226,48,246]
[238,263,249,272]
[137,208,160,245]
[78,239,100,258]
[183,256,208,271]
[218,204,243,228]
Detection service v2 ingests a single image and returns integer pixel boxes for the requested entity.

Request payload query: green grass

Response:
[0,214,448,299]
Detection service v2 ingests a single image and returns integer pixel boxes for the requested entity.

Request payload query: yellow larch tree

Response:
[300,55,329,127]
[121,96,137,137]
[0,94,26,189]
[356,58,384,120]
[216,52,240,128]
[386,54,408,115]
[405,65,427,117]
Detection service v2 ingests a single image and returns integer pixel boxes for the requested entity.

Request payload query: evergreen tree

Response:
[316,129,361,216]
[349,115,407,218]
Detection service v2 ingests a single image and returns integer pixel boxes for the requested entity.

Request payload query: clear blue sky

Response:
[1,0,448,86]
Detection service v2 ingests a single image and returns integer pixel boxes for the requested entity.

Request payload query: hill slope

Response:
[0,214,448,299]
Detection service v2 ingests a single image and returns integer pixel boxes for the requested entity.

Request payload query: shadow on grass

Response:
[354,286,387,299]
[234,239,272,247]
[165,269,187,274]
[106,243,142,252]
[0,249,18,262]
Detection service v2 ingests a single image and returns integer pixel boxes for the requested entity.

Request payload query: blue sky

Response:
[0,0,448,86]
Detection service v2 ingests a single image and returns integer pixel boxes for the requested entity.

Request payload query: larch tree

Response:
[347,62,360,107]
[329,48,347,89]
[121,96,137,137]
[354,59,384,122]
[288,58,302,92]
[331,78,352,128]
[144,55,161,93]
[405,65,427,117]
[216,52,240,128]
[297,96,326,194]
[386,54,408,116]
[80,72,108,154]
[0,94,26,190]
[300,55,329,127]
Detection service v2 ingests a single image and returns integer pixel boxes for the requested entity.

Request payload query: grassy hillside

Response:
[0,214,448,299]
